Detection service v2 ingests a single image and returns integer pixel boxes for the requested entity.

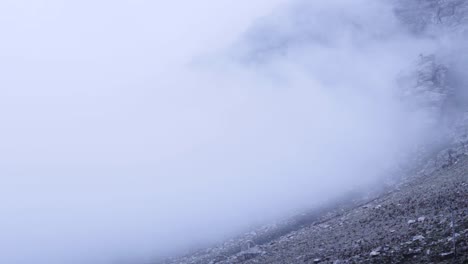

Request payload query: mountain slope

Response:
[162,145,467,264]
[160,0,468,263]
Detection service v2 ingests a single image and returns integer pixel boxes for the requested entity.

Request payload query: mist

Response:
[0,0,456,263]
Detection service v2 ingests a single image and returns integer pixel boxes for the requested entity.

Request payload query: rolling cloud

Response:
[0,1,462,263]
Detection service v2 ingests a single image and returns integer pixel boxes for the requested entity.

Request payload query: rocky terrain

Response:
[160,140,467,264]
[159,1,468,263]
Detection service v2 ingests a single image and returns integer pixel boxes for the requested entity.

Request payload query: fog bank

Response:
[0,1,454,263]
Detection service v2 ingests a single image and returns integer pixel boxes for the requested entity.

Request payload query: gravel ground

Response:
[161,148,467,264]
[227,155,468,264]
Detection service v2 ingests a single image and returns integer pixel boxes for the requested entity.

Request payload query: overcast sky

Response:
[0,1,445,264]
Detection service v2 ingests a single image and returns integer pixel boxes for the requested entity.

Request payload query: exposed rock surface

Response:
[395,0,468,35]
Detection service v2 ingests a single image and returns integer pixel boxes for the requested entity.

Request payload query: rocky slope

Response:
[159,1,468,263]
[160,141,467,264]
